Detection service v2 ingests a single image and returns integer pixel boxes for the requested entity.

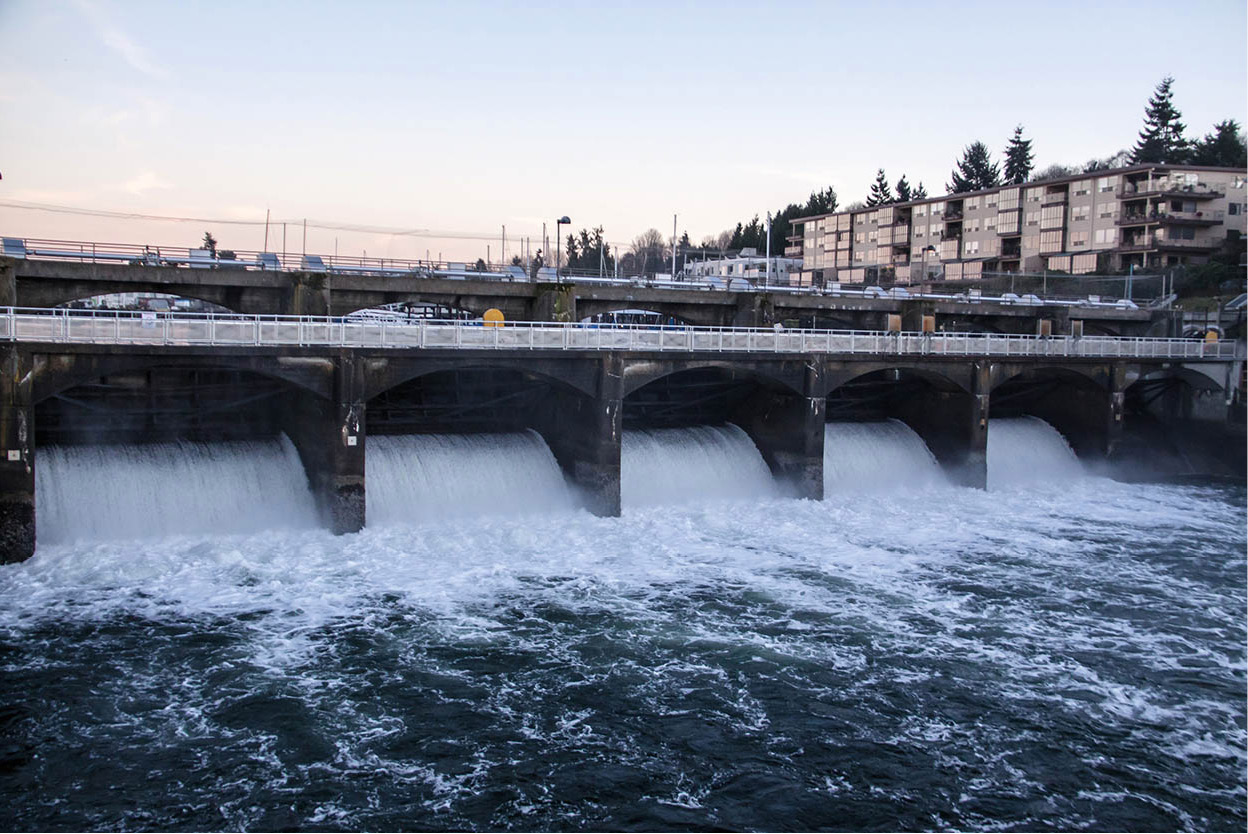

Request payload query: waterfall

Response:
[35,436,317,544]
[824,420,945,492]
[988,417,1083,489]
[366,431,575,525]
[621,424,777,508]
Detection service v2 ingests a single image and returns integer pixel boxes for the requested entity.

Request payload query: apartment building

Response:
[787,164,1247,286]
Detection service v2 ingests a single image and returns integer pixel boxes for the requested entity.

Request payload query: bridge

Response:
[2,237,1168,335]
[1,306,1241,563]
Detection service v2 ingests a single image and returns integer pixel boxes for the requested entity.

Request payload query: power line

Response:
[0,199,636,248]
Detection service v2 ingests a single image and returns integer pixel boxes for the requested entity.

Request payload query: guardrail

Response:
[2,307,1241,360]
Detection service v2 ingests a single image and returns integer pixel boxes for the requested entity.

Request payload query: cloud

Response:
[122,172,172,195]
[71,0,168,80]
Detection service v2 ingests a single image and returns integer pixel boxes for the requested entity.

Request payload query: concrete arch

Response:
[989,363,1111,394]
[361,356,601,403]
[20,281,264,315]
[621,359,806,398]
[30,353,333,405]
[330,292,529,321]
[820,361,972,400]
[576,303,704,327]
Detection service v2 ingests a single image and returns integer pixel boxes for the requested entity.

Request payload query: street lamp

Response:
[555,215,570,279]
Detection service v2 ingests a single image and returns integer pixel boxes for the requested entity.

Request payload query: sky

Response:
[0,0,1245,263]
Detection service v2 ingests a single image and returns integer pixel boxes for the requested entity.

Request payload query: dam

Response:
[1,304,1242,561]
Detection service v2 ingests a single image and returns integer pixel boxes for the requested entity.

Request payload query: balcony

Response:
[1116,181,1225,200]
[1117,209,1224,227]
[1041,192,1068,206]
[943,210,964,222]
[1117,236,1218,253]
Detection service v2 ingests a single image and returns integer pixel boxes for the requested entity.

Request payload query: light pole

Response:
[555,215,570,280]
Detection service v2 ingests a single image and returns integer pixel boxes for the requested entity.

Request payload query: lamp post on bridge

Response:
[555,215,570,281]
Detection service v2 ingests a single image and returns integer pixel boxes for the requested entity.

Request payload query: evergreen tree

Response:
[895,175,912,203]
[1131,76,1189,164]
[866,169,894,206]
[1003,125,1034,184]
[913,182,928,199]
[1191,119,1247,168]
[201,231,218,255]
[947,142,1001,193]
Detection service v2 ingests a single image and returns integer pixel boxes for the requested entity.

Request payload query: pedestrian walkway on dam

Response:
[2,307,1241,360]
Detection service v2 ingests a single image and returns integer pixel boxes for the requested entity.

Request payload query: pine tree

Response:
[866,169,894,206]
[947,142,1001,193]
[895,175,912,203]
[1131,76,1189,164]
[201,231,218,255]
[913,182,928,199]
[1003,125,1034,185]
[1191,119,1247,168]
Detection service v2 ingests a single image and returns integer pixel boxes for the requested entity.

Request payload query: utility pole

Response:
[672,213,677,280]
[264,209,270,252]
[502,225,506,264]
[765,211,772,286]
[302,219,307,256]
[282,223,287,260]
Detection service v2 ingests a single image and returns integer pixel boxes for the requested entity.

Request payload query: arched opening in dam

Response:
[825,367,979,486]
[32,364,323,543]
[54,291,236,315]
[989,367,1112,458]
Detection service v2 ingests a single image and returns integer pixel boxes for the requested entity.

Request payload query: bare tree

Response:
[630,228,666,275]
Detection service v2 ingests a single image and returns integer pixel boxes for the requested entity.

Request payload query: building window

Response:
[914,227,924,237]
[966,196,980,210]
[1070,233,1089,249]
[1095,228,1118,245]
[1026,211,1040,226]
[1098,176,1118,192]
[1231,202,1242,215]
[1040,230,1063,250]
[930,202,944,216]
[1070,206,1090,222]
[1073,180,1091,196]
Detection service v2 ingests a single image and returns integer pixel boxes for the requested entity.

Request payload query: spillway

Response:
[365,431,575,525]
[823,420,945,492]
[987,416,1083,489]
[35,436,317,544]
[621,424,777,508]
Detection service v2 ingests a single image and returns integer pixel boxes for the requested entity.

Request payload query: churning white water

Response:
[366,431,575,525]
[34,436,317,544]
[622,424,777,508]
[824,420,945,492]
[988,416,1083,490]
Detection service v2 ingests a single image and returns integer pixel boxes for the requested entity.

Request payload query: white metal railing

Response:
[1,307,1242,360]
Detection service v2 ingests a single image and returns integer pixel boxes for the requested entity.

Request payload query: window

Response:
[966,196,980,210]
[1026,211,1040,226]
[930,202,944,216]
[986,195,998,208]
[854,232,864,243]
[1095,228,1118,245]
[1073,180,1091,196]
[1230,202,1242,215]
[1099,207,1117,219]
[1070,205,1090,222]
[1041,205,1064,227]
[1023,234,1040,252]
[930,224,941,236]
[1098,176,1118,192]
[915,205,927,216]
[914,227,924,237]
[985,215,997,230]
[964,240,980,255]
[1027,188,1044,202]
[1070,233,1089,249]
[1040,230,1063,250]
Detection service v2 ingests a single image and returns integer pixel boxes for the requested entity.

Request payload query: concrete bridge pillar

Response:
[287,271,331,317]
[0,348,35,563]
[733,363,825,500]
[0,260,15,308]
[532,283,576,323]
[284,354,365,534]
[532,354,623,516]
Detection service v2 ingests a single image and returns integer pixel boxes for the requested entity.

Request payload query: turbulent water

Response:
[621,424,778,507]
[824,420,944,492]
[2,423,1244,831]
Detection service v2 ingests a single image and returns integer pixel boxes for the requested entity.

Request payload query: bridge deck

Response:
[2,307,1239,360]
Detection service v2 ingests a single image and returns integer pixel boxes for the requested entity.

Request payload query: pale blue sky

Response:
[1,0,1244,261]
